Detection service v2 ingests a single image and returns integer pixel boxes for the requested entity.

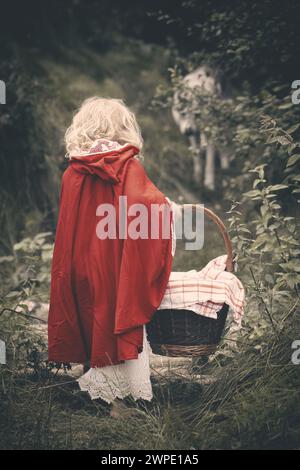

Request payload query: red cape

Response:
[48,144,173,367]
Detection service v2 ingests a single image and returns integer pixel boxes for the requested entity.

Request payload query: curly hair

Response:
[65,97,143,156]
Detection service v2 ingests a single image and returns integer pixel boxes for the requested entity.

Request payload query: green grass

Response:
[1,313,299,450]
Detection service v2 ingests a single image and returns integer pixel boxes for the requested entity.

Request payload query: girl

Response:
[48,97,173,413]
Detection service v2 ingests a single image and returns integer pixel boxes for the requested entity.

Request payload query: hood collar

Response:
[68,139,140,183]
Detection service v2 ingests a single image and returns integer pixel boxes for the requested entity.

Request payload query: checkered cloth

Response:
[158,255,245,326]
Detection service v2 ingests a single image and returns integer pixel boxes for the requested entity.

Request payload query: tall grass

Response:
[1,312,299,449]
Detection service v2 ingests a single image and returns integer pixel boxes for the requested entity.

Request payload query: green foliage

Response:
[0,231,53,378]
[155,0,300,86]
[227,118,300,345]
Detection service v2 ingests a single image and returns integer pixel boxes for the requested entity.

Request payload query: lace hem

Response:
[77,326,153,403]
[78,373,153,402]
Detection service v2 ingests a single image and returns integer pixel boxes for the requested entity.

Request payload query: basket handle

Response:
[182,204,234,273]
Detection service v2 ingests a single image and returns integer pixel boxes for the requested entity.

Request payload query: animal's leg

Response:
[193,151,202,183]
[189,134,202,184]
[219,148,230,170]
[204,141,215,190]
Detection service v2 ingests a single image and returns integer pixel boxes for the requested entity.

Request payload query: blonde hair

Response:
[65,97,143,156]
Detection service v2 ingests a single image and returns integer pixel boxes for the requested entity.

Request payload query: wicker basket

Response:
[146,204,234,358]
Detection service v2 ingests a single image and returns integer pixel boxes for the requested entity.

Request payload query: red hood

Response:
[69,143,140,183]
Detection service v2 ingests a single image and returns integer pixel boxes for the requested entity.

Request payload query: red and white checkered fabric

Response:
[159,255,245,326]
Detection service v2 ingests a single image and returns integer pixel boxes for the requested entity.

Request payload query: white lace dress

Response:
[78,325,153,402]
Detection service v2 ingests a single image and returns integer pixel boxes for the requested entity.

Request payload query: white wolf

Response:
[172,65,231,190]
